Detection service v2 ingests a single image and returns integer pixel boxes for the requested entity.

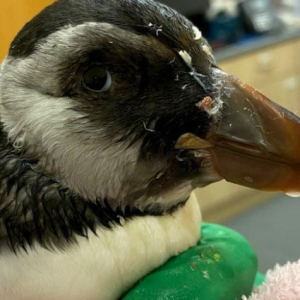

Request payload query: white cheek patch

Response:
[0,56,141,204]
[0,21,220,212]
[192,26,202,41]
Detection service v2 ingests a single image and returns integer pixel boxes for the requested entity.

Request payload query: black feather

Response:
[0,124,186,252]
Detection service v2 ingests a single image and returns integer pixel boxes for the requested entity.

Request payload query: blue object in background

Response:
[207,11,244,49]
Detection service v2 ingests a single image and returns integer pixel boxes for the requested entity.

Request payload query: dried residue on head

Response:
[206,69,227,118]
[192,26,202,41]
[198,96,213,112]
[196,70,228,119]
[178,50,192,68]
[178,50,206,90]
[148,22,163,36]
[198,95,223,118]
[202,44,213,58]
[178,48,222,118]
[204,100,224,117]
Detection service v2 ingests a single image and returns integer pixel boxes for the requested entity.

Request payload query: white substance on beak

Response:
[286,193,300,198]
[192,26,202,41]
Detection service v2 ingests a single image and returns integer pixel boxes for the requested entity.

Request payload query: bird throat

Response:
[0,124,186,252]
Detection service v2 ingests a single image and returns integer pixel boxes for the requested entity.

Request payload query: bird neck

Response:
[0,124,186,252]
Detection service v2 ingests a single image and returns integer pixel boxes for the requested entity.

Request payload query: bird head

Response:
[1,0,300,215]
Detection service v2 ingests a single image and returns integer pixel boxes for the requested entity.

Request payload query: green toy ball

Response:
[123,223,258,300]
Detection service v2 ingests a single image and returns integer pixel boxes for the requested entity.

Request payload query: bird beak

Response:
[177,69,300,193]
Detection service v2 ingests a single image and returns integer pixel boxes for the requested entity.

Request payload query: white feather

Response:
[0,197,202,300]
[192,26,202,41]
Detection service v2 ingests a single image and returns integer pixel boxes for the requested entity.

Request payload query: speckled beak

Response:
[178,70,300,193]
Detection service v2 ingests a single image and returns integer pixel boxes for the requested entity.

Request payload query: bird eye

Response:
[83,65,112,92]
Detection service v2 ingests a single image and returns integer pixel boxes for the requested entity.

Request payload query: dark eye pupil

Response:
[83,65,108,91]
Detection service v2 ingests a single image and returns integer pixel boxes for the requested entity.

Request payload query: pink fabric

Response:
[243,260,300,300]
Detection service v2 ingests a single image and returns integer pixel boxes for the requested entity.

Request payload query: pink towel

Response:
[243,260,300,300]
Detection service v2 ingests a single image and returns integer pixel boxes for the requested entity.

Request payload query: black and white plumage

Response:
[1,0,215,245]
[1,0,300,299]
[0,1,219,298]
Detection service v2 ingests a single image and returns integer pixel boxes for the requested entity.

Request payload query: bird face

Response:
[1,0,300,214]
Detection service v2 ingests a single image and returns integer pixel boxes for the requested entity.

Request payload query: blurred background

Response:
[1,0,300,273]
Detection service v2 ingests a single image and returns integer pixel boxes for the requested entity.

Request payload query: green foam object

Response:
[123,223,258,300]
